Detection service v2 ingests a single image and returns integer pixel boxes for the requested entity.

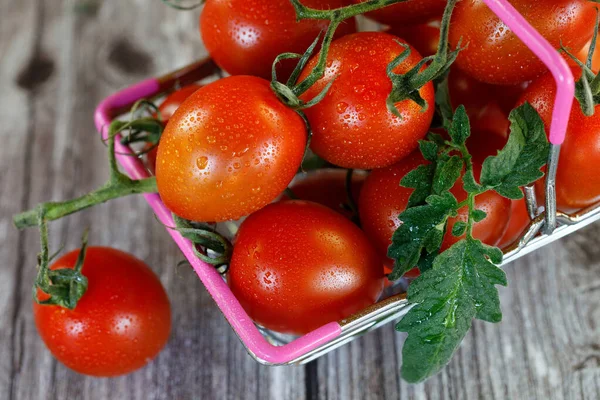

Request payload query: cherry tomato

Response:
[449,0,597,85]
[33,247,171,377]
[577,39,600,71]
[200,0,356,81]
[299,32,435,169]
[145,85,203,173]
[498,197,530,249]
[284,169,366,219]
[448,68,528,136]
[158,84,202,123]
[156,76,307,222]
[518,67,600,212]
[387,22,440,58]
[359,151,511,273]
[353,0,446,26]
[229,200,384,334]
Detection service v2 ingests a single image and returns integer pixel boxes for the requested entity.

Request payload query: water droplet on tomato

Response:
[196,156,208,170]
[336,102,349,114]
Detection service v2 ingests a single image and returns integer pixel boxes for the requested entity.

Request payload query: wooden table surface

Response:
[2,1,600,399]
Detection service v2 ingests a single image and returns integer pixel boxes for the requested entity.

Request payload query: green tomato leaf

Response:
[433,155,463,194]
[387,192,457,280]
[402,164,436,208]
[397,237,506,383]
[448,105,470,145]
[479,103,549,196]
[419,140,439,162]
[472,209,487,222]
[451,221,467,237]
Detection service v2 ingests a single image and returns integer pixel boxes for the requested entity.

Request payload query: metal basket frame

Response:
[93,0,595,365]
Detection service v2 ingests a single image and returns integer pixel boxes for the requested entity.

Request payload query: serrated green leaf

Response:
[479,103,549,196]
[472,209,487,222]
[397,237,506,383]
[449,105,470,145]
[387,192,458,280]
[462,168,481,193]
[417,249,437,273]
[401,164,436,208]
[419,140,439,162]
[433,155,463,194]
[451,221,467,237]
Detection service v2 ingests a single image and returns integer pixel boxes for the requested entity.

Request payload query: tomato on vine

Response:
[449,0,597,85]
[299,32,435,169]
[359,150,511,275]
[387,22,440,58]
[200,0,356,81]
[33,247,171,377]
[353,0,446,26]
[518,66,600,212]
[156,75,307,222]
[228,200,384,335]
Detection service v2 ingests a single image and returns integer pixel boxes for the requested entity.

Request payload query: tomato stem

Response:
[14,122,159,229]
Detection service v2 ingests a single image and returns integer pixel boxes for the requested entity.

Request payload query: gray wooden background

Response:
[1,1,600,399]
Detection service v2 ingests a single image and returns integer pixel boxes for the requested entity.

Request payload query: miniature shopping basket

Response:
[93,0,600,365]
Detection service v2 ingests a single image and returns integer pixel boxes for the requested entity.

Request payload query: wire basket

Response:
[93,0,599,365]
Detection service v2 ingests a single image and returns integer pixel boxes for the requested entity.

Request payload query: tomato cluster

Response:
[25,0,600,377]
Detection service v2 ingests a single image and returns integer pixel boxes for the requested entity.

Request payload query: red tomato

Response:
[448,68,528,136]
[498,197,530,249]
[577,39,600,71]
[33,247,171,377]
[200,0,356,81]
[449,0,597,85]
[285,169,366,219]
[145,85,202,174]
[299,32,435,169]
[229,200,384,334]
[518,67,600,212]
[387,22,440,57]
[353,0,446,26]
[359,151,511,272]
[156,76,307,222]
[158,84,202,123]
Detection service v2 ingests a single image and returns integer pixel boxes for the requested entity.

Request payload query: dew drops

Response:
[336,102,349,114]
[196,156,208,170]
[207,135,216,144]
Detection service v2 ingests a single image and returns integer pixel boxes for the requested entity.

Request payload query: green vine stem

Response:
[14,120,159,229]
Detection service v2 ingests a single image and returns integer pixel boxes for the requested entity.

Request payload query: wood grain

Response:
[1,1,599,399]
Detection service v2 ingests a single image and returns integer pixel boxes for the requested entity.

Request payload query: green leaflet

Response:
[387,192,458,280]
[397,237,507,383]
[479,103,549,199]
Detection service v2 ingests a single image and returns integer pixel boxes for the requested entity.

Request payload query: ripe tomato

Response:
[498,196,530,249]
[353,0,446,26]
[284,169,366,219]
[577,39,600,71]
[518,67,600,212]
[299,32,435,169]
[33,247,171,377]
[158,84,202,123]
[228,200,384,334]
[200,0,356,81]
[145,85,203,173]
[156,76,307,222]
[359,151,511,273]
[387,22,440,58]
[449,0,597,85]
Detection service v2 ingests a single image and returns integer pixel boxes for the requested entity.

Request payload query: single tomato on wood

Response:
[156,76,307,222]
[299,32,435,169]
[228,200,384,334]
[33,247,171,377]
